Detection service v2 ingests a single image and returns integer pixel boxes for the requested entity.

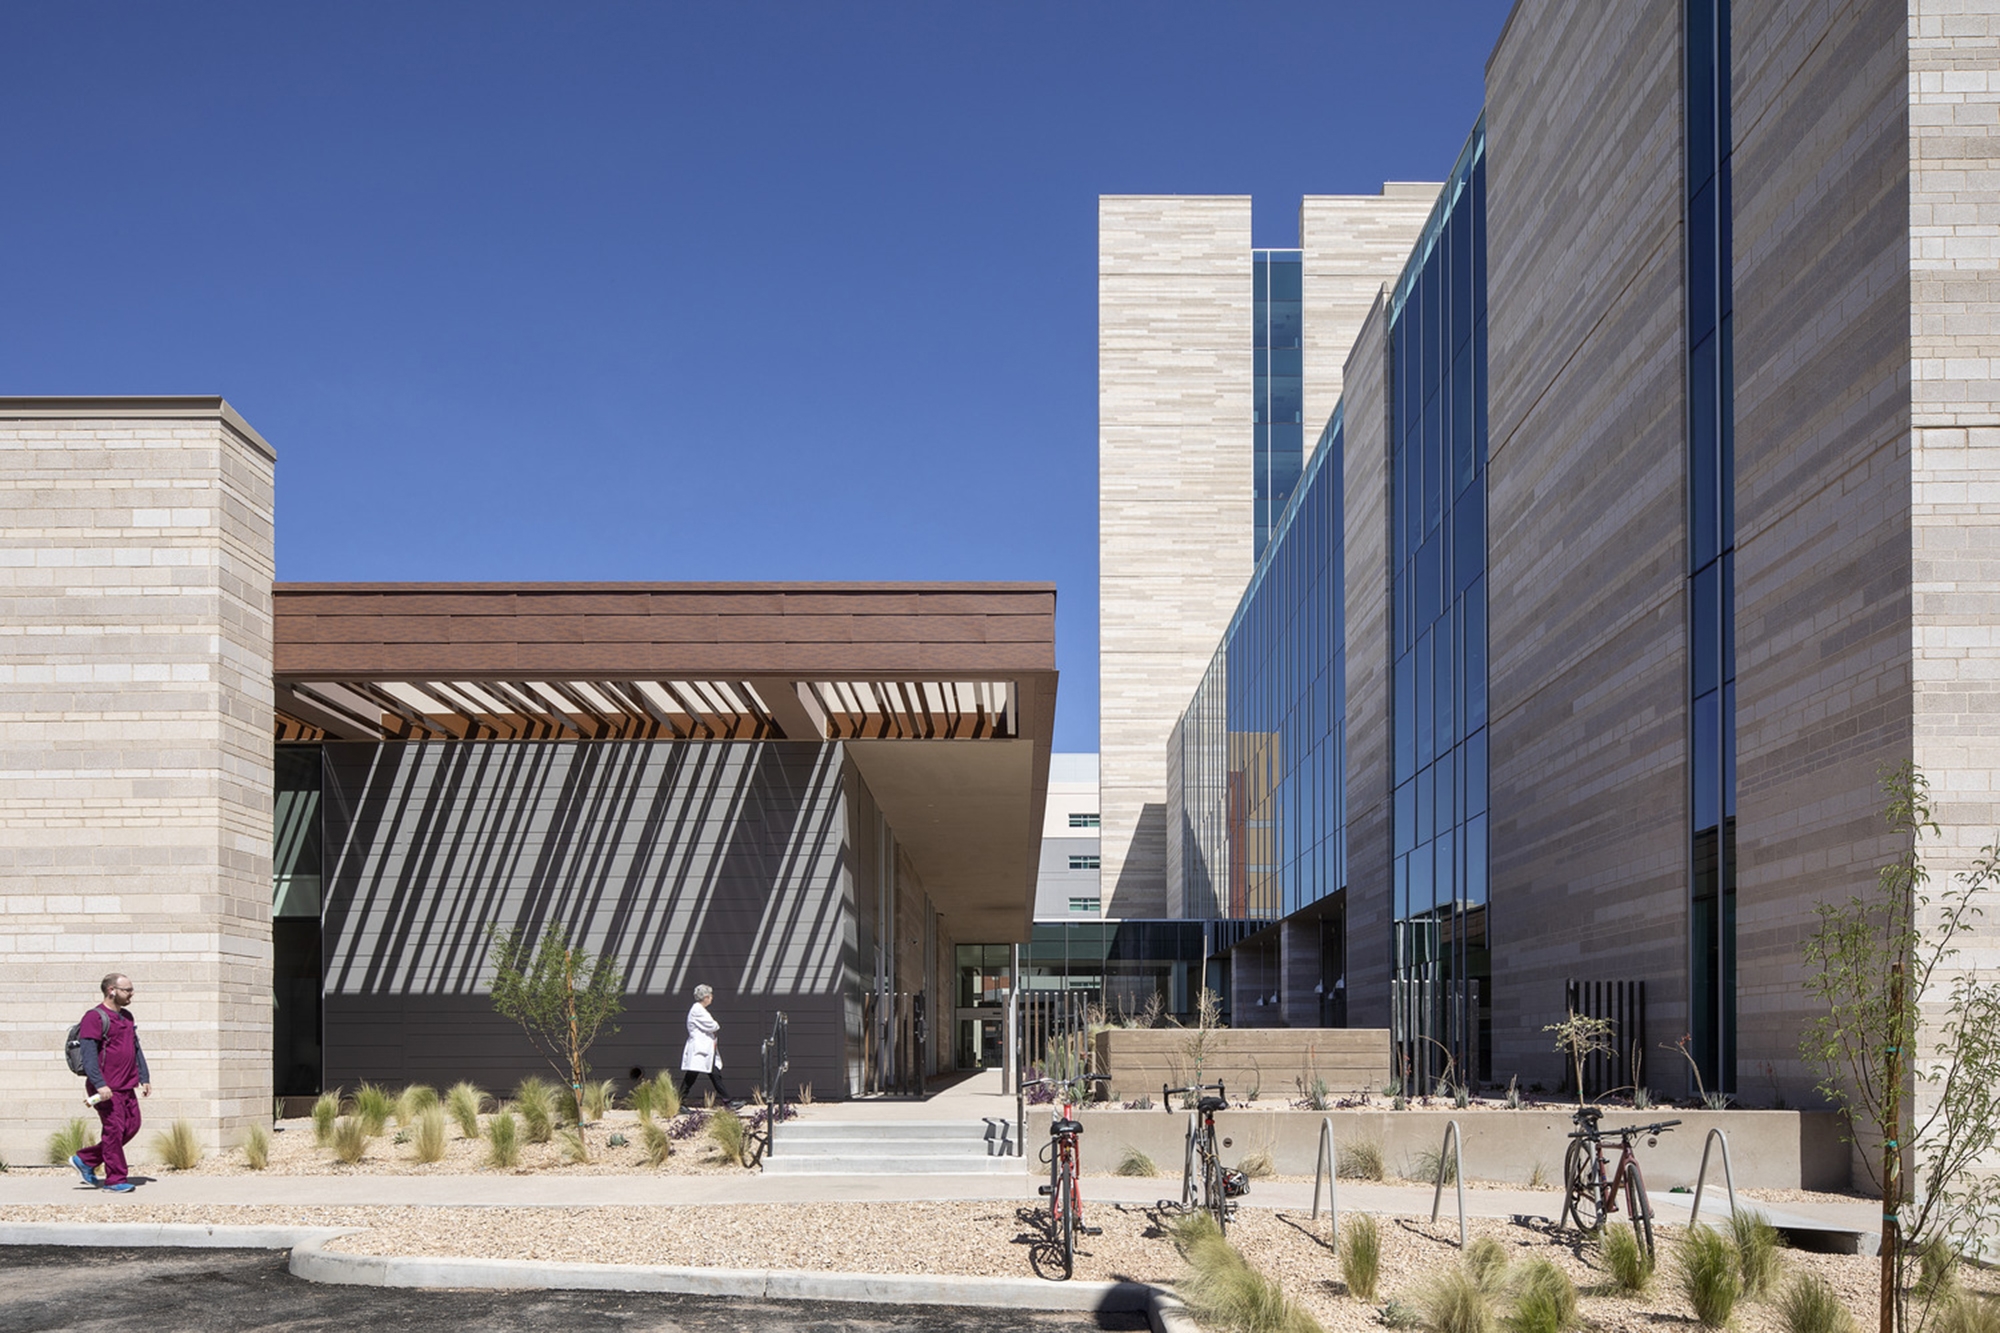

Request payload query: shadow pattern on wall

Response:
[318,739,856,1093]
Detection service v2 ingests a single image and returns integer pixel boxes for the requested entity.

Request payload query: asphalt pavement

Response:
[0,1247,1148,1333]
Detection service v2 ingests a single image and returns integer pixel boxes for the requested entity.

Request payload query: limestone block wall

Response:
[0,399,276,1163]
[1299,185,1443,441]
[1482,1,1692,1089]
[1100,196,1255,918]
[1907,0,2000,1159]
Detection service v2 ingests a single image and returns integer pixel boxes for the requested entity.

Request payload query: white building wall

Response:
[1034,752,1101,920]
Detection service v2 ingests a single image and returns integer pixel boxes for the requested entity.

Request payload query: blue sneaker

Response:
[102,1182,135,1193]
[68,1153,98,1187]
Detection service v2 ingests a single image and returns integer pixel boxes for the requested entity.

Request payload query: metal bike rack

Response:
[1310,1115,1340,1243]
[1686,1127,1738,1229]
[1430,1119,1467,1248]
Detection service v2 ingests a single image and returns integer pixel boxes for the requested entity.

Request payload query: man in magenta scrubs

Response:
[71,972,151,1192]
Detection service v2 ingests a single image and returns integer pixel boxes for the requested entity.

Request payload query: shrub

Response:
[1504,1258,1579,1333]
[513,1077,558,1143]
[151,1119,201,1171]
[1239,1149,1276,1180]
[582,1079,615,1122]
[395,1083,438,1125]
[1340,1213,1381,1302]
[641,1118,671,1167]
[1527,1161,1549,1189]
[1418,1265,1497,1333]
[1728,1208,1782,1299]
[445,1082,485,1139]
[1464,1237,1510,1293]
[557,1127,591,1164]
[47,1117,97,1165]
[797,1081,814,1106]
[1336,1140,1385,1180]
[1776,1273,1855,1333]
[1938,1296,2000,1333]
[1916,1238,1960,1310]
[1676,1225,1741,1328]
[331,1116,368,1165]
[628,1078,660,1121]
[485,1110,520,1168]
[243,1124,270,1170]
[1115,1147,1157,1177]
[708,1107,747,1167]
[312,1090,341,1146]
[353,1082,392,1137]
[1170,1211,1324,1333]
[651,1072,683,1121]
[1599,1222,1653,1295]
[1410,1147,1456,1185]
[412,1106,448,1164]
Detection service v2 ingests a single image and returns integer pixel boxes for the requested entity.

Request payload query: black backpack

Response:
[64,1008,111,1077]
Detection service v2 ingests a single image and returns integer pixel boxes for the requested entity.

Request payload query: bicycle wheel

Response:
[1563,1139,1606,1231]
[1180,1124,1198,1209]
[1620,1159,1655,1265]
[1205,1145,1229,1236]
[1056,1150,1076,1280]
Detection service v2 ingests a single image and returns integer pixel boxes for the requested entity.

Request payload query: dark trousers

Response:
[679,1068,731,1104]
[77,1088,141,1186]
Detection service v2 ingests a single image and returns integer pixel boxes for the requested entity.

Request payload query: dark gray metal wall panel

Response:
[320,739,857,1096]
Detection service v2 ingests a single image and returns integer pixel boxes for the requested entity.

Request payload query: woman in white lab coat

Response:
[678,983,733,1105]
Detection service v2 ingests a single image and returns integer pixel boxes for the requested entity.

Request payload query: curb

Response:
[0,1222,1189,1329]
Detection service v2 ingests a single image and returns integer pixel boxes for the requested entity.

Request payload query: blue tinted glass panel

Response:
[1465,727,1487,817]
[1464,813,1488,906]
[1689,179,1718,340]
[1689,332,1719,567]
[1396,779,1416,855]
[1395,651,1416,781]
[1465,580,1487,731]
[1416,629,1435,768]
[1454,490,1484,593]
[1693,562,1719,697]
[1694,689,1720,830]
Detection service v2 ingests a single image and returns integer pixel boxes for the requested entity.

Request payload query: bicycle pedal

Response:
[1079,1226,1103,1237]
[1036,1184,1053,1196]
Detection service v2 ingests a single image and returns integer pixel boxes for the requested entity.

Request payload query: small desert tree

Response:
[487,923,625,1122]
[1169,986,1224,1105]
[1544,1011,1615,1106]
[1800,762,2000,1333]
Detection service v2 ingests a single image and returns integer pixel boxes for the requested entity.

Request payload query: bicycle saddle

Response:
[1050,1117,1083,1136]
[1197,1096,1226,1114]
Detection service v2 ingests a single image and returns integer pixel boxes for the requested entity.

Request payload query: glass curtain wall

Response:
[1388,124,1490,1091]
[1254,249,1305,558]
[1173,409,1348,926]
[1686,0,1737,1094]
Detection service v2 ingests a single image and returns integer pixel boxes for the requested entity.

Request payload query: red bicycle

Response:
[1561,1105,1679,1261]
[1029,1073,1108,1280]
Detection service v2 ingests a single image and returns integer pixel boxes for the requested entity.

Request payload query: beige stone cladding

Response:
[1482,1,1691,1089]
[1100,196,1255,917]
[1341,294,1398,1031]
[1731,0,1917,1109]
[1907,0,2000,1163]
[0,399,275,1164]
[1299,185,1443,443]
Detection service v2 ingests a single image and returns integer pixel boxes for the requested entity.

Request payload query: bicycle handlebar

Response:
[1022,1073,1110,1088]
[1161,1081,1227,1110]
[1568,1117,1682,1140]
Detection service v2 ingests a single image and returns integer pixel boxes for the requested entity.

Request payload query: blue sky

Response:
[3,3,1505,752]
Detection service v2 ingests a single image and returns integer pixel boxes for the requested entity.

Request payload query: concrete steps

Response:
[762,1118,1025,1175]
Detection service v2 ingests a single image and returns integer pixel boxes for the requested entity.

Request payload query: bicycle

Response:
[1561,1105,1680,1261]
[1162,1081,1247,1235]
[1028,1073,1109,1280]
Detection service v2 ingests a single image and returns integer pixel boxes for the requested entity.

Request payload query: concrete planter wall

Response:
[1048,1106,1849,1192]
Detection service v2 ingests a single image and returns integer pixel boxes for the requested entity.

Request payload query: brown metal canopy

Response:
[272,582,1059,940]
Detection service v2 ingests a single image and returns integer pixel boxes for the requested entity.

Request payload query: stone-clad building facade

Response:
[1158,0,2000,1116]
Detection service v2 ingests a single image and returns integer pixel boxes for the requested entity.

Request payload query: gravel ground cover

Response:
[170,1111,751,1176]
[3,1198,1988,1333]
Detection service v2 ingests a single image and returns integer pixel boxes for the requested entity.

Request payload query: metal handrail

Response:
[1687,1127,1738,1229]
[1430,1118,1467,1248]
[1310,1116,1340,1243]
[757,1011,788,1163]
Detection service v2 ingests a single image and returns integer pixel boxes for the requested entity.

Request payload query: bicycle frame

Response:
[1029,1074,1106,1279]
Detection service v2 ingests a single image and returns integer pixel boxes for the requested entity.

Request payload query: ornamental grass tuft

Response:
[1599,1221,1653,1295]
[1170,1211,1324,1333]
[1464,1237,1510,1294]
[1776,1272,1855,1333]
[151,1119,201,1171]
[1339,1213,1381,1303]
[581,1079,615,1122]
[1677,1224,1741,1329]
[1418,1264,1497,1333]
[352,1082,392,1137]
[445,1082,486,1139]
[395,1083,439,1125]
[1337,1140,1385,1181]
[1503,1258,1580,1333]
[412,1105,448,1164]
[513,1077,558,1144]
[1115,1146,1157,1177]
[331,1115,368,1165]
[708,1106,747,1167]
[312,1090,341,1146]
[641,1118,672,1166]
[1937,1296,2000,1333]
[242,1124,270,1170]
[485,1110,520,1168]
[1728,1208,1783,1299]
[47,1117,96,1165]
[557,1126,592,1164]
